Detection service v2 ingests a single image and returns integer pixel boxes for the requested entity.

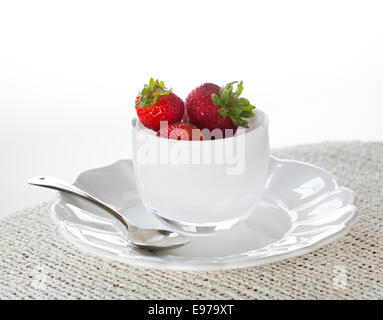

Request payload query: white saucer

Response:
[51,157,357,271]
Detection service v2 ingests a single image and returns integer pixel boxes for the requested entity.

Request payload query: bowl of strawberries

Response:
[132,78,269,235]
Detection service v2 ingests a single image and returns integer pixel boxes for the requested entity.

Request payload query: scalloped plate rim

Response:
[50,157,358,271]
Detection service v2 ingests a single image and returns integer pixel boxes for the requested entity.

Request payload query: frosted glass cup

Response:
[132,109,269,235]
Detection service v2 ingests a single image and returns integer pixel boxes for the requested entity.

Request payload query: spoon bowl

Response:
[126,228,190,250]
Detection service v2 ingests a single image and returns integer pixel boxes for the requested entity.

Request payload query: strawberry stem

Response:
[211,80,256,128]
[136,78,172,108]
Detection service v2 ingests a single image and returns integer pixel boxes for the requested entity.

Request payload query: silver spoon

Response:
[28,176,190,250]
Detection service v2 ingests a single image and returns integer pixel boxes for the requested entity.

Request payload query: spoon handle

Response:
[28,176,133,231]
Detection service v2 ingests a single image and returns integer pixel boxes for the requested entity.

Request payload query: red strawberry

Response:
[135,78,184,131]
[185,81,256,138]
[157,122,204,141]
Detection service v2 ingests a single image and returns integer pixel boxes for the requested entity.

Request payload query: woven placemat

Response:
[1,141,382,300]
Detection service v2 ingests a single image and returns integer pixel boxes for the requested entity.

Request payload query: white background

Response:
[0,0,382,216]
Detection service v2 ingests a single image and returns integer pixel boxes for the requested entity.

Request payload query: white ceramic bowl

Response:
[131,109,269,235]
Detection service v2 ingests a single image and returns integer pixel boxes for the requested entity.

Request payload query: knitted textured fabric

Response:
[0,141,382,300]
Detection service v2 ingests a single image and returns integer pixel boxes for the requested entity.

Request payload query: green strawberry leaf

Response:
[135,78,171,108]
[213,80,256,128]
[225,81,238,90]
[238,98,250,106]
[230,116,249,128]
[149,78,155,91]
[152,93,161,105]
[228,108,242,116]
[240,110,255,118]
[218,108,228,118]
[235,80,244,97]
[220,91,229,107]
[211,94,220,106]
[241,105,255,111]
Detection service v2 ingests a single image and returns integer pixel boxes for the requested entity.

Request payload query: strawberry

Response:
[157,122,204,141]
[135,78,184,131]
[185,81,255,137]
